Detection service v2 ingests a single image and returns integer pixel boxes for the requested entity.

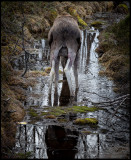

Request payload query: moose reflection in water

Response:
[48,77,70,106]
[45,125,79,159]
[15,124,79,159]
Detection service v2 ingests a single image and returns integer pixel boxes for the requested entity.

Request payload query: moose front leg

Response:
[64,59,74,96]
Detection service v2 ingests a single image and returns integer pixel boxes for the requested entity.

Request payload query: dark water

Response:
[12,27,130,159]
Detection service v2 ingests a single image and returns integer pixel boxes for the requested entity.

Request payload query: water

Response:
[12,27,130,159]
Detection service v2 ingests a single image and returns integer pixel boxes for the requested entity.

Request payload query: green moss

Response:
[29,109,38,117]
[15,152,32,159]
[42,105,100,118]
[72,106,98,113]
[44,115,56,119]
[44,67,51,73]
[77,16,88,27]
[57,118,68,122]
[49,107,66,116]
[74,118,98,125]
[91,21,102,27]
[118,3,128,12]
[68,7,87,27]
[49,8,58,23]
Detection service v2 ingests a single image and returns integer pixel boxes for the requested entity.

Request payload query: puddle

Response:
[12,27,130,158]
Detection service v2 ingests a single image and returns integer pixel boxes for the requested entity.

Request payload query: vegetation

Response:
[91,21,102,28]
[96,14,130,93]
[68,7,87,28]
[14,152,33,159]
[73,118,98,126]
[116,3,128,14]
[28,109,38,117]
[42,105,99,117]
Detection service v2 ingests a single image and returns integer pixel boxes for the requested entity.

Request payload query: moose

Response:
[48,14,81,102]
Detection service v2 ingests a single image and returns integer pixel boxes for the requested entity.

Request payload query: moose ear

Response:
[48,31,53,47]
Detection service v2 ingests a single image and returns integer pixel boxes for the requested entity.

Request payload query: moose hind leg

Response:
[54,59,59,106]
[61,57,67,80]
[54,56,60,92]
[74,59,79,101]
[49,60,55,94]
[64,58,74,97]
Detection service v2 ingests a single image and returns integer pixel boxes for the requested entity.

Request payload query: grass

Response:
[96,14,130,92]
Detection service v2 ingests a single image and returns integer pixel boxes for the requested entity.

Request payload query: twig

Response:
[20,2,30,77]
[111,96,128,118]
[91,94,130,106]
[85,91,112,100]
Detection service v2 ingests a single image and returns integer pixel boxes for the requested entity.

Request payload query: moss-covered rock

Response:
[73,118,98,125]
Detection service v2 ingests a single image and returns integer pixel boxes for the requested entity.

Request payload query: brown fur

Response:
[48,14,81,54]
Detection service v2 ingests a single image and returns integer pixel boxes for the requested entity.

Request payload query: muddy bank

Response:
[95,14,130,94]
